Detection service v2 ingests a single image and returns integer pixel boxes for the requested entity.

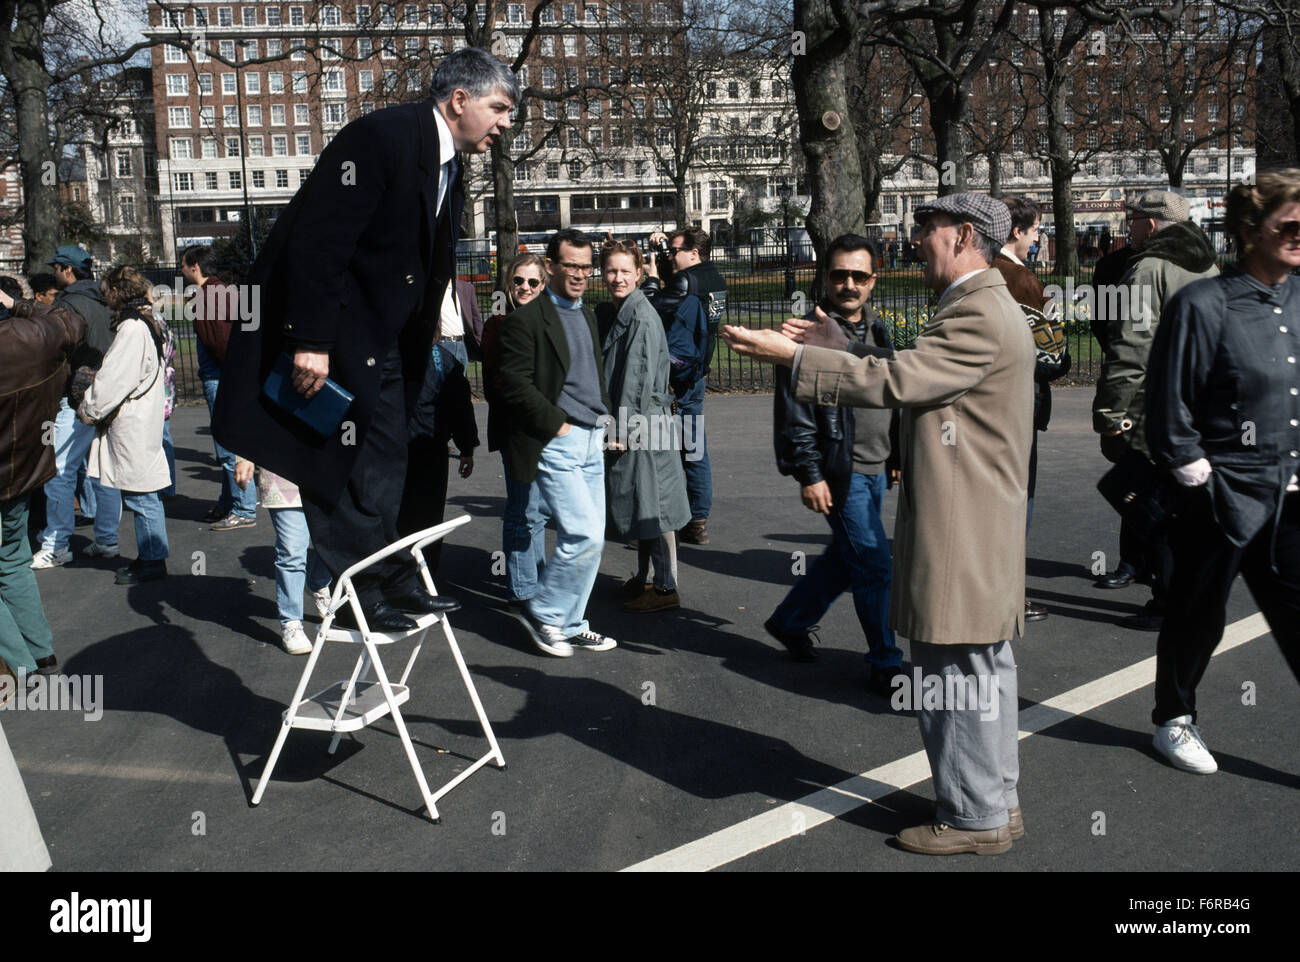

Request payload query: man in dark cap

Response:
[30,245,122,571]
[723,192,1033,856]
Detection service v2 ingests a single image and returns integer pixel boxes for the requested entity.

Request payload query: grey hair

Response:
[430,47,520,104]
[971,230,1002,265]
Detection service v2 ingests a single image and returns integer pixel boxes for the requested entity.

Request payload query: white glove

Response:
[1172,458,1212,487]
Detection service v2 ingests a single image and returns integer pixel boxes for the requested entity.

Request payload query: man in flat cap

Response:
[1092,190,1218,630]
[724,192,1033,855]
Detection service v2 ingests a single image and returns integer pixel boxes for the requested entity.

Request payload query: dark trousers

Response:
[302,351,415,603]
[1119,514,1173,602]
[1152,488,1300,725]
[397,435,450,574]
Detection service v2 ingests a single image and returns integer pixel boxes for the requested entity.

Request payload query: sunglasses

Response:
[828,269,875,284]
[1266,220,1300,241]
[512,276,542,288]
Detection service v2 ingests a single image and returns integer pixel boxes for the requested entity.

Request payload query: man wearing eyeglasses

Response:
[764,235,904,694]
[497,228,617,657]
[644,227,726,545]
[1093,190,1219,631]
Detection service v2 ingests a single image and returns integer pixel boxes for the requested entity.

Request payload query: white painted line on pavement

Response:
[20,760,237,784]
[622,613,1271,872]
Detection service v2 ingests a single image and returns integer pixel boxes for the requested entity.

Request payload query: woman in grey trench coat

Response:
[597,242,691,612]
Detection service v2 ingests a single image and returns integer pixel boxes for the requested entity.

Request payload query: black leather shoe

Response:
[1024,600,1049,622]
[114,560,167,585]
[334,601,418,632]
[34,655,59,676]
[387,589,461,615]
[867,664,906,698]
[764,618,818,662]
[202,505,226,523]
[1095,563,1137,589]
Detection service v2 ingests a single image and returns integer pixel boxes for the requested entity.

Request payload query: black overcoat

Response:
[213,99,457,505]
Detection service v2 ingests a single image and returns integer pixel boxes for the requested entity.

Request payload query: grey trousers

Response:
[0,718,52,871]
[911,639,1019,831]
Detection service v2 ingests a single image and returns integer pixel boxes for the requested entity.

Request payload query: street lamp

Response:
[778,178,794,299]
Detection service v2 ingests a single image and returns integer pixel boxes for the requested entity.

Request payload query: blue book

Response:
[261,353,354,439]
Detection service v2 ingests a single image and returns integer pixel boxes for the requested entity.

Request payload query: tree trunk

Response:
[1046,81,1078,279]
[792,0,864,284]
[928,85,968,195]
[1,1,60,274]
[490,139,519,294]
[987,151,1001,197]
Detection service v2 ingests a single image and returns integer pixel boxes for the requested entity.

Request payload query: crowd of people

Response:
[1,45,1296,859]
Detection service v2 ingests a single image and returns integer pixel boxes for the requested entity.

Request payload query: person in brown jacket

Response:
[724,193,1033,856]
[0,276,84,683]
[994,196,1071,624]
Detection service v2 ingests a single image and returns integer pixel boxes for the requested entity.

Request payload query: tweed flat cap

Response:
[1126,189,1190,223]
[914,193,1011,245]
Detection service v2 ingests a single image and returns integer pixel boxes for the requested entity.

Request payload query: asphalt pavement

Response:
[5,389,1297,873]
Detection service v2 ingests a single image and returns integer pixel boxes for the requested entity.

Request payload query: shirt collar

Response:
[939,269,986,306]
[1238,268,1292,306]
[432,105,456,168]
[546,288,582,311]
[999,247,1024,266]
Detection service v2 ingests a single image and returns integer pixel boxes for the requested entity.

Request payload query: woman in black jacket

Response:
[1144,171,1300,775]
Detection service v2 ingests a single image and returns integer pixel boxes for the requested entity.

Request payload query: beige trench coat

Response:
[795,269,1034,646]
[79,315,170,494]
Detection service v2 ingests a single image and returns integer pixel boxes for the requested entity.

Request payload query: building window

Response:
[245,73,261,94]
[728,81,738,98]
[709,181,727,209]
[911,161,924,179]
[515,162,530,181]
[168,106,191,128]
[324,103,346,124]
[166,74,189,95]
[564,35,577,56]
[242,40,258,61]
[568,161,582,179]
[546,161,560,179]
[359,70,374,93]
[229,170,242,189]
[296,133,312,154]
[198,73,214,95]
[201,138,218,159]
[218,7,233,26]
[116,150,133,176]
[219,39,235,60]
[299,170,311,185]
[294,104,309,125]
[198,106,215,128]
[1233,156,1245,173]
[272,134,288,156]
[164,44,185,63]
[247,105,263,126]
[289,5,304,25]
[222,73,236,95]
[252,170,266,188]
[174,172,193,191]
[266,6,281,25]
[225,136,241,156]
[204,171,218,190]
[275,169,290,188]
[882,194,898,215]
[1014,160,1025,178]
[223,105,239,126]
[248,135,264,156]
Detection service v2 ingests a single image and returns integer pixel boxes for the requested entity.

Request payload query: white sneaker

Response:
[311,586,333,620]
[280,621,313,656]
[83,542,120,559]
[1153,715,1218,774]
[510,608,573,657]
[570,628,617,652]
[30,548,72,569]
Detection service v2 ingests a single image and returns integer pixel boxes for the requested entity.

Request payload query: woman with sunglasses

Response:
[482,253,548,604]
[597,241,691,612]
[1144,170,1300,775]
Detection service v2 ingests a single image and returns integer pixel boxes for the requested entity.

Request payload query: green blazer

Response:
[498,292,612,483]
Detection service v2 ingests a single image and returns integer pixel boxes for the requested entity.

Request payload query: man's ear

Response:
[447,89,467,118]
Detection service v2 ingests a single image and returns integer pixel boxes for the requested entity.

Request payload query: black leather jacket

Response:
[773,305,897,506]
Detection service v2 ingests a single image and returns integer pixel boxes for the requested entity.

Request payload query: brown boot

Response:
[624,588,681,613]
[679,519,709,545]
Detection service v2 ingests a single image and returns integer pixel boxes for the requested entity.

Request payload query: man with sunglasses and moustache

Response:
[763,235,905,695]
[1093,190,1219,631]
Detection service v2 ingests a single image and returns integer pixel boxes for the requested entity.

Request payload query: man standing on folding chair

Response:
[215,49,518,632]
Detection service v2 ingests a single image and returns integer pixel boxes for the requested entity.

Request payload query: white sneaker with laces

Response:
[570,628,617,652]
[83,542,120,559]
[1153,715,1217,774]
[311,586,332,620]
[30,548,72,569]
[281,621,313,656]
[510,608,573,657]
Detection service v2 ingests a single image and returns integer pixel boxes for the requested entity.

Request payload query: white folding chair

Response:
[251,515,505,822]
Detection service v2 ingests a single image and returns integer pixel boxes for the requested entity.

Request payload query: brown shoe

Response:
[1008,805,1024,840]
[616,575,651,601]
[679,519,709,545]
[624,588,681,613]
[895,821,1012,856]
[1024,600,1048,622]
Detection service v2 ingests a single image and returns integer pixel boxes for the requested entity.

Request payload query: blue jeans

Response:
[769,472,902,670]
[162,419,176,498]
[121,491,169,562]
[529,424,606,637]
[501,453,546,602]
[439,337,469,370]
[202,377,257,519]
[268,508,331,627]
[676,377,711,520]
[0,494,55,673]
[41,399,122,552]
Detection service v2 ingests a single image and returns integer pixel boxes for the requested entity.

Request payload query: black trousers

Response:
[1152,487,1300,725]
[1119,514,1173,602]
[303,350,419,603]
[396,435,450,574]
